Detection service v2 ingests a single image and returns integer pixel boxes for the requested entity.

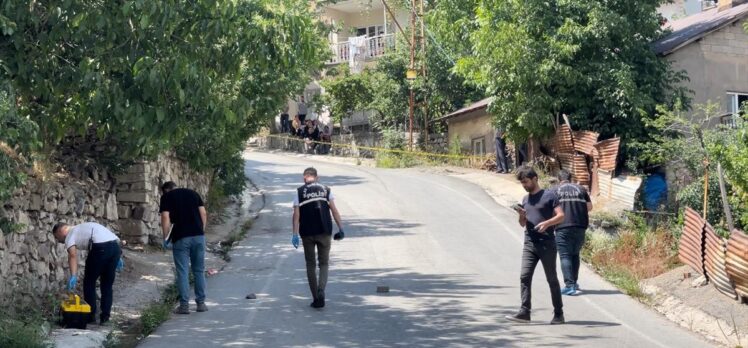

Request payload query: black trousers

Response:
[495,138,509,172]
[519,238,563,314]
[84,241,120,323]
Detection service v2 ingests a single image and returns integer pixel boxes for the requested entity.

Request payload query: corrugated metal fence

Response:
[678,206,748,302]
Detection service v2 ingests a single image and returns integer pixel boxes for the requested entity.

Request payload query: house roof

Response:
[437,97,493,122]
[653,3,748,56]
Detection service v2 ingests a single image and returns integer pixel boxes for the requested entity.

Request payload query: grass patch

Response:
[218,218,254,261]
[375,153,424,168]
[140,283,179,337]
[0,318,49,348]
[0,286,60,347]
[582,213,680,301]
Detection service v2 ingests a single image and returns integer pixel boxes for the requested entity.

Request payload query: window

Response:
[472,138,486,156]
[728,92,748,114]
[356,25,385,38]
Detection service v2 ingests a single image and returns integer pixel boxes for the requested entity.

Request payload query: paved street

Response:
[139,151,710,347]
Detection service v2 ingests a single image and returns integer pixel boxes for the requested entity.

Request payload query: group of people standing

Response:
[280,96,333,155]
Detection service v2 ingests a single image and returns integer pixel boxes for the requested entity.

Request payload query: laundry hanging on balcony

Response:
[348,35,368,73]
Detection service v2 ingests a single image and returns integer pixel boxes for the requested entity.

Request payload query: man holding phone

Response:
[506,166,566,324]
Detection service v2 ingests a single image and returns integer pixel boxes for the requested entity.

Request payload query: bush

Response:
[0,318,48,348]
[375,152,422,169]
[382,129,406,150]
[214,155,248,197]
[677,174,726,229]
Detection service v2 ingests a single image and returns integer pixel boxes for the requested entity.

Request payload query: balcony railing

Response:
[328,34,396,65]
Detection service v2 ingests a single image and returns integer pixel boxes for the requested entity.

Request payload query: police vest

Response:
[297,183,333,237]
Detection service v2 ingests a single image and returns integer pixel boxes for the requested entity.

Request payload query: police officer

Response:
[52,221,122,325]
[555,170,592,296]
[292,167,345,308]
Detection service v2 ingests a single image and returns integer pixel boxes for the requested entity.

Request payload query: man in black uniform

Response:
[506,166,566,324]
[555,170,592,296]
[292,167,345,308]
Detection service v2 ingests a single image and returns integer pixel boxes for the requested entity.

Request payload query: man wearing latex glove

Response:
[53,221,121,325]
[160,181,208,315]
[292,167,345,309]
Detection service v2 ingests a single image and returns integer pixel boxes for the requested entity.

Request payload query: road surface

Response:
[139,151,710,347]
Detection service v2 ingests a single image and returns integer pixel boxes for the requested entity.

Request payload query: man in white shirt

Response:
[53,222,121,325]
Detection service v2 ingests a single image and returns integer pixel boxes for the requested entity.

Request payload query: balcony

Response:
[328,34,396,65]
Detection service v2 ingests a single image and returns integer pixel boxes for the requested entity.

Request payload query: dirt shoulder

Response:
[643,266,748,347]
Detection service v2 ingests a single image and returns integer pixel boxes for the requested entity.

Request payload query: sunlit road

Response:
[139,151,709,347]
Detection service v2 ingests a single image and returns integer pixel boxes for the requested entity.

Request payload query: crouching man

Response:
[53,222,121,325]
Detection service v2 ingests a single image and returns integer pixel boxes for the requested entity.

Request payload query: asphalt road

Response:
[139,151,711,348]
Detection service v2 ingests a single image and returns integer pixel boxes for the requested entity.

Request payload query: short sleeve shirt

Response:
[159,188,205,242]
[293,190,335,207]
[65,222,118,251]
[556,183,591,229]
[521,189,559,241]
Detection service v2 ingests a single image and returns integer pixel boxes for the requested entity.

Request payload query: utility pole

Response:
[408,0,416,150]
[419,0,428,147]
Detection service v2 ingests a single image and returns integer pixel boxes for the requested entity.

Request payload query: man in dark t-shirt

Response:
[506,166,566,325]
[160,181,208,314]
[554,170,592,296]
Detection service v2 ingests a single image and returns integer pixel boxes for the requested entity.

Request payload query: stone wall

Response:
[0,154,210,303]
[115,154,211,245]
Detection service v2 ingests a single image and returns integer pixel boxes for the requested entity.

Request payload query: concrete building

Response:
[653,0,748,124]
[439,98,494,156]
[278,1,409,132]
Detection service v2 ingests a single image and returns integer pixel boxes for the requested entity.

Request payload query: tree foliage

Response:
[456,0,689,145]
[0,0,328,179]
[0,0,328,199]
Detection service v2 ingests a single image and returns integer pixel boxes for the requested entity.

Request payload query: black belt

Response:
[92,240,119,246]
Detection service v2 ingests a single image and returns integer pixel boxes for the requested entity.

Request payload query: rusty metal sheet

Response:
[679,207,705,275]
[593,137,620,171]
[726,230,748,298]
[557,152,574,172]
[572,131,599,156]
[572,154,590,186]
[554,124,575,155]
[704,223,738,299]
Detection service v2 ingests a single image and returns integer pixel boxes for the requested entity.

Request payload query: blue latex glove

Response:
[67,275,78,290]
[334,229,345,241]
[291,235,300,249]
[116,258,124,272]
[163,239,172,250]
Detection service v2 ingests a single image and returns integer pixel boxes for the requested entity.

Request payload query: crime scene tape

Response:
[263,134,493,162]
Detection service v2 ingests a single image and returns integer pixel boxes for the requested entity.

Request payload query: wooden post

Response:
[717,163,735,233]
[703,161,709,220]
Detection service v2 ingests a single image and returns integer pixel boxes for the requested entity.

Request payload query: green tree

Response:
[0,0,328,195]
[456,0,689,146]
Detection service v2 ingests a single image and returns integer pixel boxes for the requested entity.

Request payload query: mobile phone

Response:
[511,203,523,211]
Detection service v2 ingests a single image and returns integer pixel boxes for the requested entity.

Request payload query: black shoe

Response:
[317,290,326,308]
[505,311,531,323]
[550,313,565,325]
[310,299,323,308]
